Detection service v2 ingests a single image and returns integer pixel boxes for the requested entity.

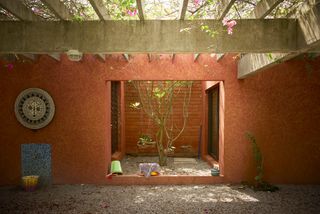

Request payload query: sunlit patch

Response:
[22,0,58,20]
[11,0,307,21]
[220,197,233,202]
[236,193,260,202]
[0,8,19,20]
[143,0,179,20]
[101,0,138,20]
[62,0,99,20]
[266,0,305,18]
[134,195,145,203]
[175,186,260,203]
[224,0,259,20]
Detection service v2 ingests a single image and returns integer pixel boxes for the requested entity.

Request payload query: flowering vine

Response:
[222,18,237,35]
[199,18,237,39]
[122,0,138,17]
[127,8,137,16]
[194,0,202,7]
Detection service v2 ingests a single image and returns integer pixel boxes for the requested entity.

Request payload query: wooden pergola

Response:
[0,0,319,79]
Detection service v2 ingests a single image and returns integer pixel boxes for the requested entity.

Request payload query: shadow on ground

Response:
[1,184,320,213]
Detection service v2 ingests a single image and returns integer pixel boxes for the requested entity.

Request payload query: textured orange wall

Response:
[0,54,320,184]
[224,56,320,184]
[0,55,111,185]
[124,81,202,156]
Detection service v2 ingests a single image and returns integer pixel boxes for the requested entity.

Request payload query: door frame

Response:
[202,81,225,176]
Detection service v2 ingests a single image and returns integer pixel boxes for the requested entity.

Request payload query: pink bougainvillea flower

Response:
[31,7,40,14]
[127,8,137,16]
[194,0,202,6]
[222,18,228,26]
[222,18,237,35]
[6,63,13,70]
[227,27,233,35]
[227,20,237,28]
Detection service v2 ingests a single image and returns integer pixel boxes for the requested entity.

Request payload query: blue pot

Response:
[211,168,220,176]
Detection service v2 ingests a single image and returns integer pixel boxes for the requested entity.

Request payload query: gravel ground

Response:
[1,184,320,214]
[120,155,212,176]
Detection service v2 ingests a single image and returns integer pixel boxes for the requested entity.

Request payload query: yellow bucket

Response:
[22,175,39,192]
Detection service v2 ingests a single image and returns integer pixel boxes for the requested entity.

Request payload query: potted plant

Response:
[137,134,156,148]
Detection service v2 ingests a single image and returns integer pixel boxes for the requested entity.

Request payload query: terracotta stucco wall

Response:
[0,54,319,184]
[124,81,202,156]
[224,56,320,184]
[0,55,111,185]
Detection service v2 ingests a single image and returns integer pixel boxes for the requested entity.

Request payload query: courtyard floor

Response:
[120,155,212,176]
[0,184,319,213]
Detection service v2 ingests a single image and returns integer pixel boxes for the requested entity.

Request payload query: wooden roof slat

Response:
[48,53,60,61]
[297,2,320,49]
[217,0,236,20]
[238,1,320,79]
[250,0,284,19]
[193,53,200,62]
[178,0,189,20]
[136,0,144,21]
[123,54,130,61]
[88,0,110,20]
[216,54,225,61]
[238,53,293,79]
[21,53,36,61]
[42,0,72,20]
[96,53,105,61]
[238,0,285,77]
[171,54,175,63]
[0,0,42,21]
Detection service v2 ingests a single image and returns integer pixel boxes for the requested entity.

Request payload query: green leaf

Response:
[153,87,166,98]
[266,53,273,60]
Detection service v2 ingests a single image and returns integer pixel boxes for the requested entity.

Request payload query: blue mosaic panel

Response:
[21,144,51,186]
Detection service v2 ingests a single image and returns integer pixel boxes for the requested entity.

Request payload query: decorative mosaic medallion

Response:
[14,88,55,129]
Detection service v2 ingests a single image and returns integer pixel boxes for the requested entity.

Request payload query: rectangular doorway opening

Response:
[207,85,219,161]
[106,80,225,184]
[111,81,120,154]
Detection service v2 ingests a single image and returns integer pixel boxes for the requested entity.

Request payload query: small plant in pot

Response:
[137,134,156,148]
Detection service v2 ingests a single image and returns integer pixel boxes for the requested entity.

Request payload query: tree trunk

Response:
[157,124,168,166]
[158,149,167,166]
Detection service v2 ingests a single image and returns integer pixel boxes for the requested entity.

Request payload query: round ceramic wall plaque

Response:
[14,88,55,129]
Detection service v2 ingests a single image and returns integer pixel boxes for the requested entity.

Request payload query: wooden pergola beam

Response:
[123,54,130,61]
[250,0,284,19]
[297,2,320,50]
[97,53,105,61]
[48,53,60,61]
[238,2,320,79]
[217,0,236,20]
[0,20,298,53]
[238,53,294,79]
[41,0,72,20]
[0,0,42,21]
[136,0,144,21]
[194,53,200,62]
[216,54,225,61]
[88,0,110,20]
[239,0,285,77]
[179,0,189,20]
[20,53,36,61]
[171,54,175,63]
